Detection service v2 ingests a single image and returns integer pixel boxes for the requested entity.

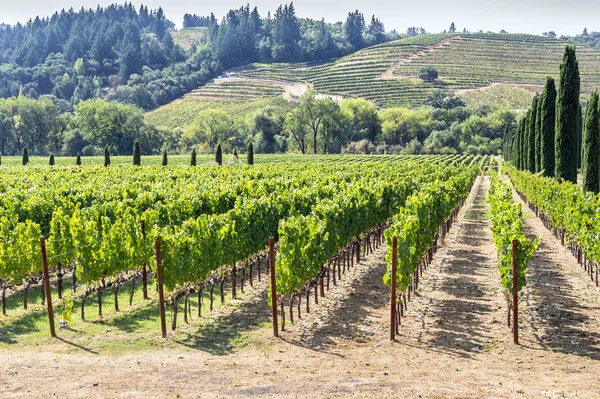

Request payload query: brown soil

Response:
[2,176,600,398]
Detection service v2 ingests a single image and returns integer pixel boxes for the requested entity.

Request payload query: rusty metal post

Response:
[40,237,56,338]
[512,240,519,345]
[155,240,167,338]
[269,237,279,337]
[390,236,398,341]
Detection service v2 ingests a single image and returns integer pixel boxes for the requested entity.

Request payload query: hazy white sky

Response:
[0,0,598,36]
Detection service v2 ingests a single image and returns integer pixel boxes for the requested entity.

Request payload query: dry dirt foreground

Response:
[2,176,600,399]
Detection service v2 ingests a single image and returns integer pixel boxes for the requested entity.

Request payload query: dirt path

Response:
[512,187,600,358]
[203,73,342,103]
[2,176,600,398]
[399,175,509,356]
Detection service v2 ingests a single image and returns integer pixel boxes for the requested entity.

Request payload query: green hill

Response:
[171,27,208,50]
[148,32,600,129]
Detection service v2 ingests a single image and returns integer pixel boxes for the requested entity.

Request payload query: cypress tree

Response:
[215,143,222,166]
[190,149,197,166]
[162,149,168,166]
[577,102,583,169]
[76,153,81,166]
[247,142,254,165]
[528,98,538,172]
[49,154,55,166]
[582,90,600,193]
[555,45,580,182]
[535,93,544,172]
[541,77,557,177]
[522,113,530,170]
[104,146,110,167]
[520,117,527,170]
[22,147,29,165]
[133,139,141,166]
[515,120,521,169]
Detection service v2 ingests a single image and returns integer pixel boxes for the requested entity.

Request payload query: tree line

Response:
[0,88,515,157]
[182,90,514,157]
[504,45,600,194]
[0,3,397,112]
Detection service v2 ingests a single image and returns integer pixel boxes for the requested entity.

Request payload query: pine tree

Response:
[104,146,110,167]
[215,143,222,166]
[22,147,29,165]
[133,139,141,166]
[528,97,538,172]
[190,149,197,166]
[582,90,600,193]
[541,77,557,177]
[76,153,81,166]
[162,149,168,166]
[49,154,55,166]
[247,142,254,165]
[555,46,581,182]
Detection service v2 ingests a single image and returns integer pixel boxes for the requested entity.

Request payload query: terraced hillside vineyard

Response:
[148,32,600,130]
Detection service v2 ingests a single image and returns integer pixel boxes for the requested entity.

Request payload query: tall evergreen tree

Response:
[133,139,141,166]
[22,147,28,165]
[535,93,544,172]
[344,10,365,50]
[49,154,55,166]
[247,142,254,165]
[190,149,197,166]
[528,97,538,172]
[76,152,81,166]
[162,149,168,166]
[104,146,110,167]
[577,101,583,169]
[582,90,600,193]
[215,143,223,165]
[541,77,557,177]
[555,46,581,182]
[515,120,522,169]
[521,115,529,170]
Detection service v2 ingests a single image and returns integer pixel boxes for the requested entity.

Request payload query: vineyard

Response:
[2,154,600,398]
[0,154,484,336]
[145,96,293,130]
[147,32,600,131]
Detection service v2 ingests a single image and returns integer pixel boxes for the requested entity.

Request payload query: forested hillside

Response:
[0,3,393,112]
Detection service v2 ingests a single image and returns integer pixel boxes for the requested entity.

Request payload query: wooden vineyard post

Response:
[269,237,279,337]
[141,220,148,300]
[40,237,56,338]
[155,240,167,338]
[390,236,398,341]
[512,240,519,345]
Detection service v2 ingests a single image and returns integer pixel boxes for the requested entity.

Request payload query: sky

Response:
[0,0,598,36]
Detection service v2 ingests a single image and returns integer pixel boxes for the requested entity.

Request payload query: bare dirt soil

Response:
[1,176,599,399]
